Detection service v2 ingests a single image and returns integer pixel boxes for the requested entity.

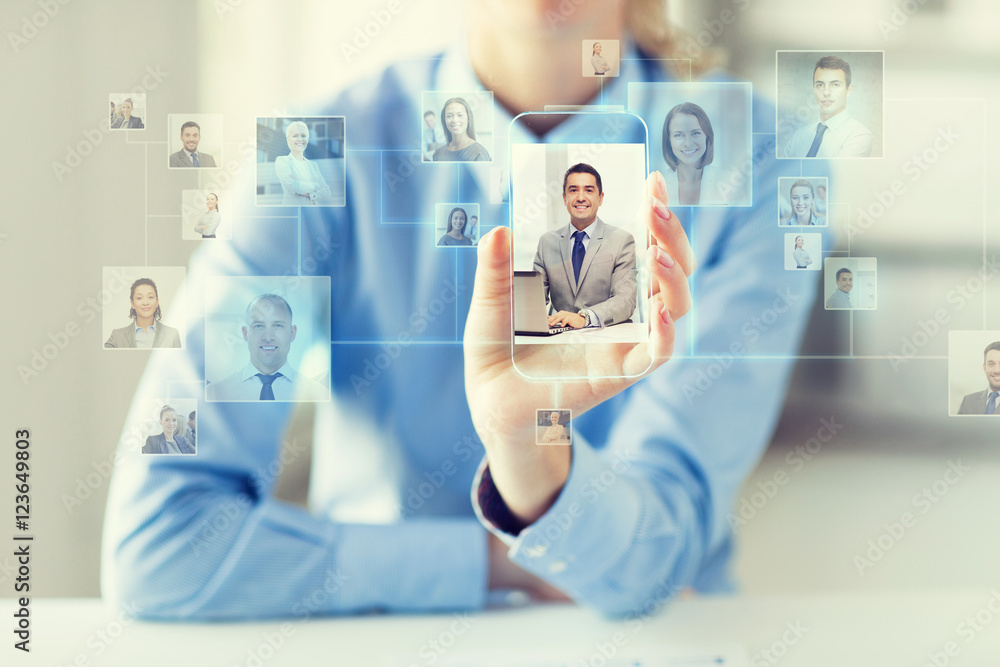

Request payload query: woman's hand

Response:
[463,172,695,524]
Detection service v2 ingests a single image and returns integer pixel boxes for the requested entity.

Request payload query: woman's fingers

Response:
[646,172,696,277]
[647,244,692,320]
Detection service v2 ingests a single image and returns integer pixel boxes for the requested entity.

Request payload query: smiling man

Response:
[784,55,873,158]
[207,294,327,401]
[958,342,1000,415]
[169,120,217,168]
[826,267,853,309]
[532,163,637,329]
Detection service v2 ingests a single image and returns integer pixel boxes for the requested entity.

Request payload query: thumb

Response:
[464,226,512,348]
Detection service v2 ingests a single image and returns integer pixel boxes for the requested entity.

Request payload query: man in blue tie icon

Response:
[207,294,327,401]
[783,55,873,158]
[825,268,853,309]
[169,120,218,168]
[532,163,638,330]
[957,342,1000,415]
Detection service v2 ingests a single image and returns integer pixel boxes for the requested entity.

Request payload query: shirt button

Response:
[548,560,568,574]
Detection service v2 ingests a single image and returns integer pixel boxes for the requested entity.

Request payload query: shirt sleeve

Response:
[472,131,833,616]
[101,173,489,621]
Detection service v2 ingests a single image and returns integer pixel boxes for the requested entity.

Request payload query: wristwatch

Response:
[579,309,592,327]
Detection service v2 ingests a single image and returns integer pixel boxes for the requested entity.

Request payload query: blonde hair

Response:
[285,120,309,138]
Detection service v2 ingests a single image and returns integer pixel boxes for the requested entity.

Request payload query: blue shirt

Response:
[102,40,830,620]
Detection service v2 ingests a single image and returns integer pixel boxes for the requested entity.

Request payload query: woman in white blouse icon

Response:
[591,42,611,75]
[193,192,222,238]
[792,235,813,269]
[540,411,568,444]
[275,121,333,205]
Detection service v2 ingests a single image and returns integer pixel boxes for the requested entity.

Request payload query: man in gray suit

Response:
[825,267,853,309]
[169,121,217,168]
[957,341,1000,415]
[533,163,637,329]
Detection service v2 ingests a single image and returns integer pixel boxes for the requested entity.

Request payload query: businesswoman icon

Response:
[540,411,568,443]
[438,207,474,246]
[792,235,813,269]
[662,102,716,205]
[142,405,195,455]
[592,42,611,75]
[104,278,182,348]
[274,121,333,205]
[194,192,221,238]
[111,97,144,129]
[780,179,824,226]
[432,98,491,162]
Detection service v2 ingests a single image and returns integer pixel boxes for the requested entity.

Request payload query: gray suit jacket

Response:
[169,150,217,168]
[533,217,637,326]
[104,322,182,348]
[957,389,999,415]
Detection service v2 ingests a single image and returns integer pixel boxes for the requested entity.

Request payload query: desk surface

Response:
[515,322,647,345]
[18,590,1000,666]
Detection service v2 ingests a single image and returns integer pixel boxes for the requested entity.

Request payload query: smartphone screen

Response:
[508,111,651,380]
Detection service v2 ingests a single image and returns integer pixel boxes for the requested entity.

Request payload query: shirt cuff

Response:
[470,438,641,591]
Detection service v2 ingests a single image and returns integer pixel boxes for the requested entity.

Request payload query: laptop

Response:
[513,271,573,336]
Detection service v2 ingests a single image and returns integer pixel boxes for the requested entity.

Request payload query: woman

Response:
[274,121,332,205]
[780,179,824,226]
[437,207,473,246]
[792,235,813,269]
[540,412,568,444]
[142,405,195,455]
[104,278,182,348]
[431,98,491,162]
[193,192,222,238]
[111,98,144,129]
[661,102,717,205]
[591,42,611,75]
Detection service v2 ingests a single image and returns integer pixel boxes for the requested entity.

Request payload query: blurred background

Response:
[2,0,998,601]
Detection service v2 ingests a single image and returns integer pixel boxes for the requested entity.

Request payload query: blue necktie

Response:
[805,123,828,157]
[191,152,200,168]
[256,372,283,400]
[987,392,998,415]
[572,230,586,284]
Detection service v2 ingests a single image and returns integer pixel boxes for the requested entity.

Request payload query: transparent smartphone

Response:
[508,111,651,381]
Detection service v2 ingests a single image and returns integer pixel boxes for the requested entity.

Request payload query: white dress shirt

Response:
[206,361,328,401]
[783,109,873,158]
